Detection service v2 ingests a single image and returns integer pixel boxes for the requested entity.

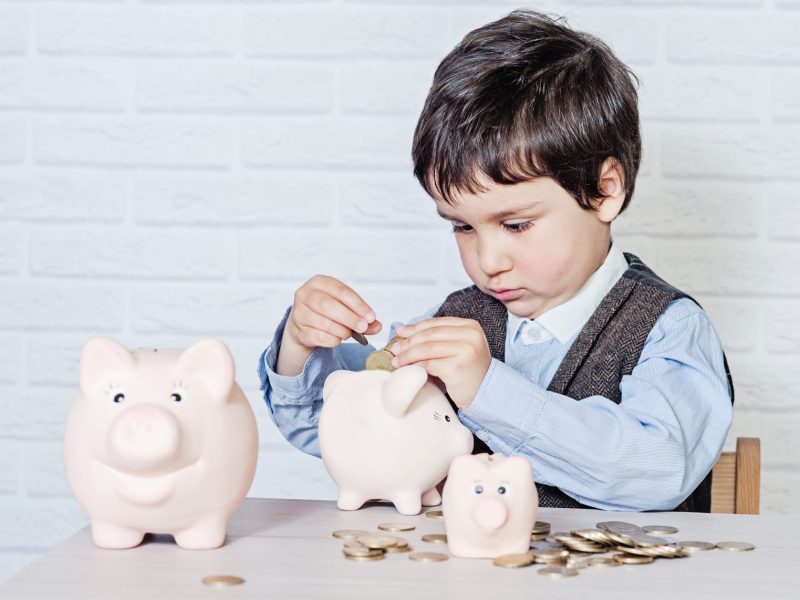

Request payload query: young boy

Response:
[258,10,733,512]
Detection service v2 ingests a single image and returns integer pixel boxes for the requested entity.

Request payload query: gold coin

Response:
[409,552,449,562]
[350,331,368,345]
[571,528,612,544]
[565,556,591,569]
[421,533,448,544]
[493,552,535,568]
[538,567,579,578]
[531,548,569,564]
[613,554,654,565]
[388,536,409,548]
[385,544,413,553]
[357,534,398,549]
[365,349,395,371]
[332,529,370,540]
[343,540,366,549]
[425,510,444,519]
[679,541,715,552]
[588,556,619,567]
[532,521,551,534]
[530,533,549,542]
[345,553,385,562]
[643,525,679,535]
[715,541,755,552]
[378,522,415,532]
[202,575,245,587]
[343,546,384,558]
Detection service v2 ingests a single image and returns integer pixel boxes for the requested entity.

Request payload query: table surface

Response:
[2,497,798,599]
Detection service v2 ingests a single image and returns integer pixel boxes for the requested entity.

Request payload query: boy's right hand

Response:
[276,275,382,376]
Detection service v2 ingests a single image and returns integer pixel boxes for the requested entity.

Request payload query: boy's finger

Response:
[389,326,462,353]
[392,340,456,369]
[396,316,470,336]
[364,320,383,335]
[294,304,353,341]
[305,294,369,337]
[315,277,376,323]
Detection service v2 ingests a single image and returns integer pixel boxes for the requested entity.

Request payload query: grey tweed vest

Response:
[434,253,734,512]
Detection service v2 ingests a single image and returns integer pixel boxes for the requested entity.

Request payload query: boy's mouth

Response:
[487,288,524,301]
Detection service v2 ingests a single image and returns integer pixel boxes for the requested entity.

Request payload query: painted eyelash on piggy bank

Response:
[319,365,474,516]
[64,337,258,550]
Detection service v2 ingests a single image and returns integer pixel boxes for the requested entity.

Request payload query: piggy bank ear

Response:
[447,453,475,477]
[79,337,135,395]
[175,339,235,401]
[382,365,428,418]
[501,455,535,482]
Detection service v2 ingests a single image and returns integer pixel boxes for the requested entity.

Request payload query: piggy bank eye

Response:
[444,415,451,422]
[473,484,484,494]
[497,486,507,495]
[113,393,125,404]
[171,393,182,403]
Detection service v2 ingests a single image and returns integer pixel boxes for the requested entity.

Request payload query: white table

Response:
[2,498,798,599]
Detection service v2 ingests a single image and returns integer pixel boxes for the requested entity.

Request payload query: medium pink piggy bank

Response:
[442,453,538,558]
[319,365,474,515]
[64,337,258,550]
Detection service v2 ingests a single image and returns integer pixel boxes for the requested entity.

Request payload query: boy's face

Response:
[435,174,621,320]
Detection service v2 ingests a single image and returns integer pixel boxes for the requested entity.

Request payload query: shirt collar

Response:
[507,242,630,344]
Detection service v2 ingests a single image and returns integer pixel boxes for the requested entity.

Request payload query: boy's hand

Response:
[276,275,382,376]
[390,317,491,410]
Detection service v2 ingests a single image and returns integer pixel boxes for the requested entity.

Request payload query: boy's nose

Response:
[477,237,512,276]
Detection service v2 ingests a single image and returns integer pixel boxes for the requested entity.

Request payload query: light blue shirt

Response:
[258,252,733,512]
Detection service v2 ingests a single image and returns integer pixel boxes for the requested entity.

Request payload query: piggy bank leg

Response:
[421,487,441,507]
[337,490,367,511]
[91,521,145,549]
[173,515,227,550]
[392,492,422,516]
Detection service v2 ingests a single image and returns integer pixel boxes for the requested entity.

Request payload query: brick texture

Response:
[1,0,799,582]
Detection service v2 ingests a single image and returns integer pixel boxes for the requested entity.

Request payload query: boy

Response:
[258,10,733,512]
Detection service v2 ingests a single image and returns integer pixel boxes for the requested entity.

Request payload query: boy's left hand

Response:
[390,317,491,410]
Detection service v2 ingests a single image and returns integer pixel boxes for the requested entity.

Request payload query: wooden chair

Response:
[710,437,760,514]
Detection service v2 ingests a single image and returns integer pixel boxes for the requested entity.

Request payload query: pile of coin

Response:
[333,519,754,575]
[491,519,756,577]
[334,529,413,562]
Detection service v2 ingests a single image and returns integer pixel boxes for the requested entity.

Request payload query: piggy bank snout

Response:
[470,496,508,532]
[108,404,180,471]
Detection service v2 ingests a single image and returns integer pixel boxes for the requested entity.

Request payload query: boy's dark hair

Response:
[412,10,641,213]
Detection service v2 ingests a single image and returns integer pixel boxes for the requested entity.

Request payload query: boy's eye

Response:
[451,223,473,233]
[502,221,533,233]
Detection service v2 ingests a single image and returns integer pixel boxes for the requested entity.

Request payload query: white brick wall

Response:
[1,0,799,583]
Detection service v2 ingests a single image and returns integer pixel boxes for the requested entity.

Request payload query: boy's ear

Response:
[593,157,626,223]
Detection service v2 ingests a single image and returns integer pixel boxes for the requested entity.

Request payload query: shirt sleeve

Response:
[257,303,442,457]
[458,298,734,512]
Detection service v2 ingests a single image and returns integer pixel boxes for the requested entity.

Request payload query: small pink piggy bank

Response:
[442,453,538,558]
[64,337,258,550]
[319,365,474,515]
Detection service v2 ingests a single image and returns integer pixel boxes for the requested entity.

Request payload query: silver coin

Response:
[679,541,716,552]
[642,525,679,535]
[715,541,755,552]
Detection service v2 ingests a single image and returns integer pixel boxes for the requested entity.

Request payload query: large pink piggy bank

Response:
[64,337,258,550]
[442,453,538,558]
[319,365,474,515]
